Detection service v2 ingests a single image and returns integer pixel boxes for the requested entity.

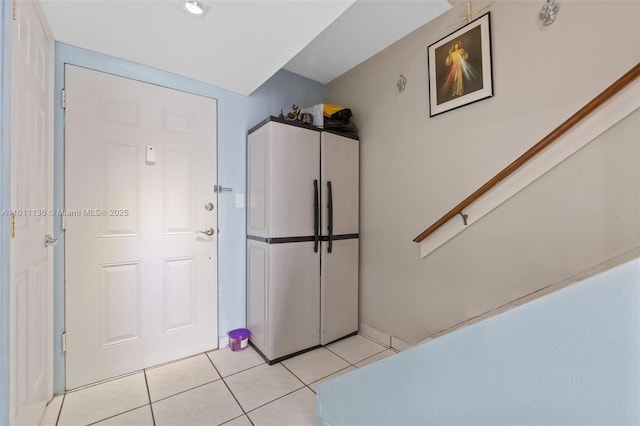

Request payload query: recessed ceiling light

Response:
[184,0,206,16]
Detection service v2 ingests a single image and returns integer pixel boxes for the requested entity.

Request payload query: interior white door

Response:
[321,132,359,237]
[9,0,54,424]
[64,66,218,388]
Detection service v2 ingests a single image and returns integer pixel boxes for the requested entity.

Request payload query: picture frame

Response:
[427,12,493,117]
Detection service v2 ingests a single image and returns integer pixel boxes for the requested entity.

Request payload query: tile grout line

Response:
[324,335,390,366]
[65,350,219,395]
[278,362,306,387]
[306,365,356,394]
[145,350,219,373]
[63,369,145,394]
[60,349,264,425]
[232,362,313,414]
[219,413,253,426]
[243,384,308,416]
[206,351,266,380]
[141,342,263,405]
[361,332,412,353]
[322,346,354,366]
[353,348,394,367]
[207,349,317,423]
[55,374,152,425]
[61,340,389,425]
[143,369,156,426]
[278,361,311,395]
[278,350,354,391]
[204,350,254,425]
[304,340,392,394]
[358,332,392,349]
[84,404,150,426]
[324,345,386,366]
[223,358,307,416]
[220,377,254,425]
[150,377,223,405]
[54,393,65,426]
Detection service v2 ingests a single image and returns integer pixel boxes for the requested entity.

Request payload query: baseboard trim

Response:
[359,323,414,352]
[218,336,229,349]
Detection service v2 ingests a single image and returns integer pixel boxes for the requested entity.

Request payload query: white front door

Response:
[64,66,218,389]
[9,0,54,424]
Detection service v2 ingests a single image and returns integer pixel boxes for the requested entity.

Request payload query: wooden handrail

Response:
[414,63,640,243]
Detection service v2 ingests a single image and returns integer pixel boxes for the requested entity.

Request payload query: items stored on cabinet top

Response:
[279,103,358,139]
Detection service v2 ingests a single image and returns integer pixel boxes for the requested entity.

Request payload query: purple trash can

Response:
[228,328,250,352]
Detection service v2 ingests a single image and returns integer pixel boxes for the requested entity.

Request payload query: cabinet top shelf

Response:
[248,116,359,141]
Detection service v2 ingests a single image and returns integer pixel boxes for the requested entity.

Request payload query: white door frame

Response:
[1,0,14,424]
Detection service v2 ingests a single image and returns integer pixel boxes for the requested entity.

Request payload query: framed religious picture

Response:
[427,12,493,117]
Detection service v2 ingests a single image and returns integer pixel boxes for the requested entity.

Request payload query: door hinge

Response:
[10,213,15,238]
[62,332,67,353]
[61,88,66,109]
[12,0,16,21]
[61,215,66,231]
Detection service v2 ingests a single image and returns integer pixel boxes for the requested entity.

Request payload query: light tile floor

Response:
[40,334,396,426]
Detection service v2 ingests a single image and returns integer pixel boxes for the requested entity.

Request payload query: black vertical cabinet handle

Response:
[313,179,319,253]
[327,181,333,253]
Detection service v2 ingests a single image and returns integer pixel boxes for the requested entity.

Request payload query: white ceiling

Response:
[40,0,451,96]
[285,0,452,84]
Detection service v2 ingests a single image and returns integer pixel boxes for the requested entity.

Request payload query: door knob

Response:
[198,227,215,236]
[205,202,214,211]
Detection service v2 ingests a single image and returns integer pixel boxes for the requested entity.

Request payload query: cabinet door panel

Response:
[321,239,359,345]
[321,133,359,236]
[247,240,268,354]
[247,127,269,238]
[268,242,320,359]
[270,123,320,238]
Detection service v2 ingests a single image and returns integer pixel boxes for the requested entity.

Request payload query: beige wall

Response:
[327,1,640,344]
